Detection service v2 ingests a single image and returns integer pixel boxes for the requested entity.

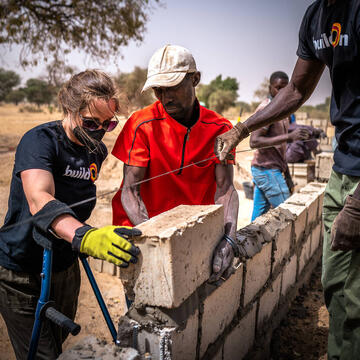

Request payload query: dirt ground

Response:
[0,104,329,359]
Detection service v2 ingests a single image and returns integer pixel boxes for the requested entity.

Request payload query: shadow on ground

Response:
[270,263,328,360]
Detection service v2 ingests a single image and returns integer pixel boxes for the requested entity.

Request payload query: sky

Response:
[0,0,332,105]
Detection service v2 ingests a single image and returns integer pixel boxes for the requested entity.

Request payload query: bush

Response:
[208,89,237,114]
[19,105,43,113]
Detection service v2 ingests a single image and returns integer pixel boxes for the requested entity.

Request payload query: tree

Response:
[0,68,20,101]
[208,89,237,114]
[196,75,239,111]
[114,66,154,109]
[46,59,77,88]
[0,0,159,67]
[299,96,330,119]
[24,78,56,107]
[5,88,26,105]
[236,101,252,113]
[253,77,269,100]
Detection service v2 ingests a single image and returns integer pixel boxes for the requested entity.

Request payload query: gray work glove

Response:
[214,122,250,162]
[331,195,360,251]
[208,235,239,283]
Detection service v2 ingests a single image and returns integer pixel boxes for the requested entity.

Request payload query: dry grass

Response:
[0,104,61,187]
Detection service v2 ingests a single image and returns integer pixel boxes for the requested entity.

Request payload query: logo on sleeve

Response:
[313,22,348,50]
[63,163,98,182]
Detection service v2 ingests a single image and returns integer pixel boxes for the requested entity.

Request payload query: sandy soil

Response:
[0,104,329,359]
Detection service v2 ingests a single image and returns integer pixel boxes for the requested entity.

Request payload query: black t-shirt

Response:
[0,121,107,273]
[297,0,360,175]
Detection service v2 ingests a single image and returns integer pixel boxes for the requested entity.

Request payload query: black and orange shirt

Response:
[112,100,235,226]
[297,0,360,175]
[0,121,107,273]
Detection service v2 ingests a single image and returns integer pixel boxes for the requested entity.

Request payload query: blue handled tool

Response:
[27,248,81,360]
[80,255,119,344]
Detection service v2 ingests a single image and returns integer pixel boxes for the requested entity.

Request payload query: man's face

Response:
[269,78,288,98]
[153,72,200,121]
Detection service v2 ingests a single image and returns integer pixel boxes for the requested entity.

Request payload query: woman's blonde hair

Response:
[58,69,124,151]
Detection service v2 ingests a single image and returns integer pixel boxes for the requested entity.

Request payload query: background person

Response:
[0,70,140,359]
[112,45,239,283]
[286,114,326,163]
[250,71,310,221]
[215,1,360,358]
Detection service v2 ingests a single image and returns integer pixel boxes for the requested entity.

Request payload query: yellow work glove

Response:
[72,225,141,267]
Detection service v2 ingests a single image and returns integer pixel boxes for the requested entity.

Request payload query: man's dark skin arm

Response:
[215,58,325,161]
[121,164,149,225]
[209,163,239,283]
[250,126,310,148]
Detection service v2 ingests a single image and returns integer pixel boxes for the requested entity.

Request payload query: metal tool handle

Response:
[45,307,81,335]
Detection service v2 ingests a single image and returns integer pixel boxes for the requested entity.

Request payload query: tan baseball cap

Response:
[142,44,197,92]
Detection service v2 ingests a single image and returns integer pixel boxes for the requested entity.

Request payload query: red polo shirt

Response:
[112,100,235,226]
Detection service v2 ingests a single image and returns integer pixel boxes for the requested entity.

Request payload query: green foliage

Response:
[0,68,20,101]
[0,0,159,67]
[114,66,154,109]
[5,88,26,105]
[46,59,77,88]
[235,101,251,113]
[196,75,239,113]
[299,96,330,119]
[253,77,269,100]
[24,78,56,107]
[208,89,237,114]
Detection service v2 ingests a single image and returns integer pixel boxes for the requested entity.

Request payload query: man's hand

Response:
[208,238,235,283]
[313,128,327,139]
[289,127,311,142]
[331,195,360,251]
[73,225,141,267]
[214,122,249,162]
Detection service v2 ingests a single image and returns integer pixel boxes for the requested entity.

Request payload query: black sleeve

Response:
[296,6,317,61]
[14,127,56,177]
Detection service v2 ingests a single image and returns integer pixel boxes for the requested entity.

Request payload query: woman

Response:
[0,70,140,359]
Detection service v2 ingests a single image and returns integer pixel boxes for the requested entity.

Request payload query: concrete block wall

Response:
[316,152,334,181]
[288,162,315,192]
[111,182,326,360]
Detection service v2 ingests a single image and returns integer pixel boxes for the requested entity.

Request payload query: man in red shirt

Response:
[112,44,239,282]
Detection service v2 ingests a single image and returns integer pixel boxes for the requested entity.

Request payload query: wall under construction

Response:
[105,181,325,360]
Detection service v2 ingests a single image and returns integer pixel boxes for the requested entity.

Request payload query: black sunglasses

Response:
[79,113,119,132]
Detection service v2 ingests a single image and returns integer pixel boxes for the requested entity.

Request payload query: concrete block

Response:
[257,274,282,329]
[279,203,307,244]
[200,265,243,357]
[298,234,312,275]
[281,254,297,297]
[311,222,322,257]
[90,258,103,273]
[137,310,198,360]
[285,192,319,228]
[223,305,256,360]
[294,176,309,192]
[315,152,334,180]
[120,205,224,308]
[102,261,116,276]
[300,182,326,219]
[273,220,292,268]
[244,242,272,305]
[252,207,294,244]
[293,163,309,177]
[291,162,315,192]
[300,182,327,193]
